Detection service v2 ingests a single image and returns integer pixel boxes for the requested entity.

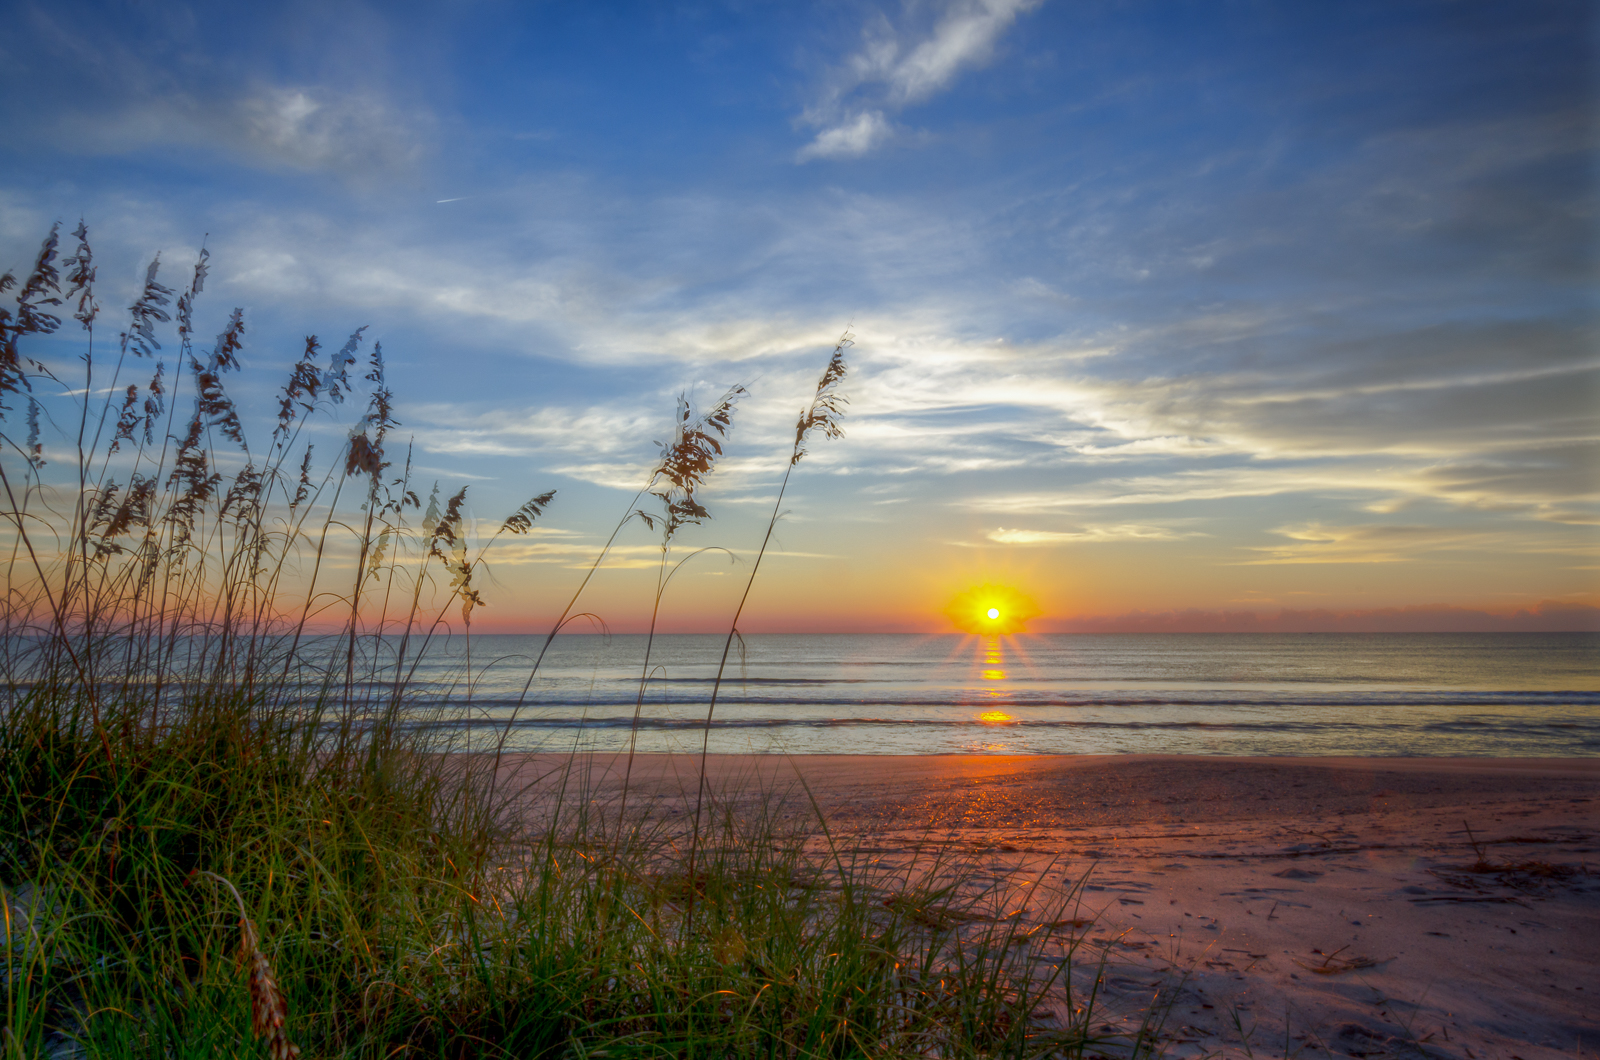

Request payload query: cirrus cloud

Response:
[796,0,1043,161]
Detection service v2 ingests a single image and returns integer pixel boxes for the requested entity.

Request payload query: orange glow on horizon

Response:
[945,583,1039,634]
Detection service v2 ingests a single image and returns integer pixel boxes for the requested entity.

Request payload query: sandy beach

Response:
[502,753,1599,1059]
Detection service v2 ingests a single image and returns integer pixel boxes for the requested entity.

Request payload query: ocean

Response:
[384,632,1600,757]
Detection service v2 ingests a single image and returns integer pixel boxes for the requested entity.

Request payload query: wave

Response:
[393,714,1600,734]
[502,673,1581,686]
[387,689,1600,711]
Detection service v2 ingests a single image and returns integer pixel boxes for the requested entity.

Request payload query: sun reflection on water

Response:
[978,636,1010,682]
[969,633,1036,727]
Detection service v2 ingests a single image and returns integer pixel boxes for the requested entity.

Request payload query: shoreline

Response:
[491,751,1600,829]
[486,752,1600,768]
[490,752,1600,814]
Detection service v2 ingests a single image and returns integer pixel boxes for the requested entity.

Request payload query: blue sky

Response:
[1,0,1594,631]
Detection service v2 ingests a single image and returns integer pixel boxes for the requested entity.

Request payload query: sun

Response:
[944,583,1039,634]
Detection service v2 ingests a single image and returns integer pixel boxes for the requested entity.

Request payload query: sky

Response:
[0,0,1594,633]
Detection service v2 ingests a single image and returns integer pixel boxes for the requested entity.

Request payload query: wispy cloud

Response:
[966,450,1599,521]
[229,86,428,174]
[797,111,893,161]
[796,0,1043,160]
[16,4,430,180]
[1042,601,1600,633]
[52,78,429,179]
[409,403,662,459]
[1236,522,1506,565]
[32,176,1589,526]
[985,524,1205,546]
[480,540,661,569]
[971,466,1388,513]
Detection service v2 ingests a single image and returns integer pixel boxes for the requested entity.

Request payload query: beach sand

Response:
[499,754,1599,1059]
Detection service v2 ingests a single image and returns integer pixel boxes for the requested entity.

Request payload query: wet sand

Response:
[500,754,1600,1059]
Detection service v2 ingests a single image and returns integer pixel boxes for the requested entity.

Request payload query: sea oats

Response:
[195,358,245,448]
[273,337,323,448]
[501,489,556,535]
[241,917,301,1060]
[212,307,246,373]
[140,361,165,444]
[645,386,746,543]
[24,395,42,467]
[164,415,221,549]
[62,220,99,329]
[173,247,209,377]
[201,873,303,1060]
[791,331,851,465]
[109,385,140,452]
[221,464,264,526]
[15,222,64,339]
[291,445,315,508]
[323,326,366,406]
[119,253,173,361]
[689,333,851,870]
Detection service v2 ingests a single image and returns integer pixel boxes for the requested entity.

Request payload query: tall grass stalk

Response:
[688,333,850,882]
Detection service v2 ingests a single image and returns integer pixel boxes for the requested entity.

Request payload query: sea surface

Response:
[376,632,1600,757]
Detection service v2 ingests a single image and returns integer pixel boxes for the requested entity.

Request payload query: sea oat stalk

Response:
[688,333,849,865]
[197,871,303,1060]
[616,388,744,823]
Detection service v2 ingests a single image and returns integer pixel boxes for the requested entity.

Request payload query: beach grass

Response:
[0,224,1159,1058]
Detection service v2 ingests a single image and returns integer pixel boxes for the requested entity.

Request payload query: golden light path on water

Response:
[970,633,1034,749]
[940,583,1042,748]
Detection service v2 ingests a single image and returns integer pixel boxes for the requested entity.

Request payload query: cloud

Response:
[409,403,663,460]
[796,110,893,160]
[971,466,1389,513]
[880,0,1039,104]
[478,540,660,568]
[12,105,1587,530]
[229,86,428,174]
[11,3,430,180]
[1236,522,1507,565]
[967,445,1600,523]
[58,84,430,178]
[985,524,1204,545]
[797,0,1042,161]
[1039,601,1600,633]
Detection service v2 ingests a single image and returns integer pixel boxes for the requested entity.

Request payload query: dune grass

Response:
[0,224,1160,1058]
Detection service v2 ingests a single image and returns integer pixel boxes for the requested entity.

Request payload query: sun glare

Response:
[944,583,1039,634]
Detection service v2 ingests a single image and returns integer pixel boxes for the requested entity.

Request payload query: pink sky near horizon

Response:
[1035,601,1600,634]
[457,600,1599,636]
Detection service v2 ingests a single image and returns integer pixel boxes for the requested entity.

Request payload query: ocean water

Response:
[383,632,1600,757]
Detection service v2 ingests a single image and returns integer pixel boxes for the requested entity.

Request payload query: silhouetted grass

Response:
[0,224,1155,1058]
